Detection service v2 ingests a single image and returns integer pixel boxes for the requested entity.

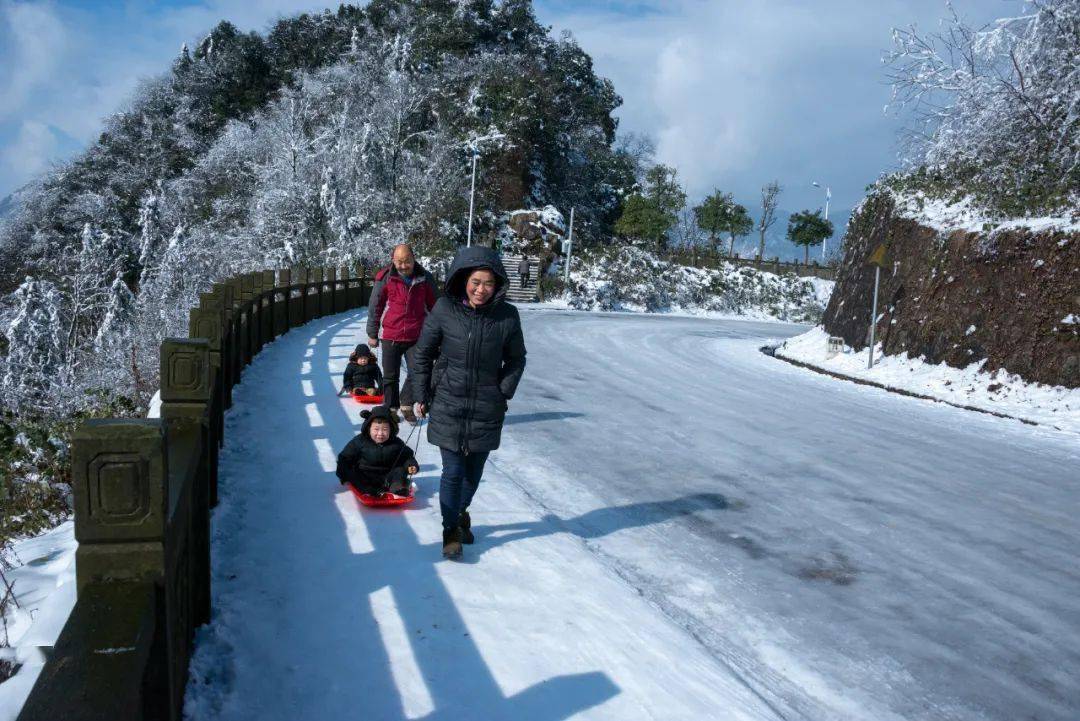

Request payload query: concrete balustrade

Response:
[18,267,372,721]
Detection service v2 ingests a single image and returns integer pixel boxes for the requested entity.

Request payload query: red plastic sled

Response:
[351,389,385,404]
[349,483,416,508]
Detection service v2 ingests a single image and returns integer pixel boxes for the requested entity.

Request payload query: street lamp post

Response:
[564,207,575,284]
[466,153,479,247]
[811,181,831,260]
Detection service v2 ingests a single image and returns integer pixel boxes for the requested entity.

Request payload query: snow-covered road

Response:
[184,307,1080,721]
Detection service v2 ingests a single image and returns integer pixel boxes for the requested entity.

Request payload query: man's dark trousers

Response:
[381,339,417,410]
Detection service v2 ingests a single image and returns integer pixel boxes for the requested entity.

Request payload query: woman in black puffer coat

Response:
[411,246,527,559]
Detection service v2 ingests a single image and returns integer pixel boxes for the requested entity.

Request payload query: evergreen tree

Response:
[726,203,753,257]
[786,209,833,264]
[616,164,684,252]
[694,190,733,252]
[614,194,669,249]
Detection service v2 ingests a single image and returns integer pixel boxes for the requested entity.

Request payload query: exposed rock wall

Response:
[823,193,1080,388]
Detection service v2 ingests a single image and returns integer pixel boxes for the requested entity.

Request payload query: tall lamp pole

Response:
[811,181,831,260]
[466,153,479,247]
[564,207,575,284]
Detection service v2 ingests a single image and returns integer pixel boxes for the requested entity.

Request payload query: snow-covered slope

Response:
[0,522,76,721]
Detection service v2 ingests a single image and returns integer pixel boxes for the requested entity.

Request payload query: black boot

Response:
[442,527,463,559]
[458,510,474,544]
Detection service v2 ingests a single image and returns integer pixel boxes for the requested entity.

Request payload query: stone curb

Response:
[760,345,1066,431]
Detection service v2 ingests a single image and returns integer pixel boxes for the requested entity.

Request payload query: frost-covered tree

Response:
[0,0,632,422]
[757,181,782,259]
[885,0,1080,213]
[1,279,70,413]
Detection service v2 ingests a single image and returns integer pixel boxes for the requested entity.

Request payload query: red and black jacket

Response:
[366,264,436,343]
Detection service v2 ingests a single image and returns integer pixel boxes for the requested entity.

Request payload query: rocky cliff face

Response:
[823,193,1080,388]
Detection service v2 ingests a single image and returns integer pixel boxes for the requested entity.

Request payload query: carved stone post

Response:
[159,338,211,714]
[317,267,330,316]
[276,268,293,336]
[261,270,275,343]
[237,275,252,367]
[189,296,224,501]
[291,268,305,328]
[71,420,167,593]
[311,267,324,320]
[251,272,266,355]
[212,282,235,408]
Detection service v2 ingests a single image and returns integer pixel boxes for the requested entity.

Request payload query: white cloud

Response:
[538,0,1023,213]
[0,119,58,189]
[0,0,68,122]
[0,0,1026,210]
[0,0,325,197]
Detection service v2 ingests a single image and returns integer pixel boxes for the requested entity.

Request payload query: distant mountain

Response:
[0,181,35,225]
[0,191,18,220]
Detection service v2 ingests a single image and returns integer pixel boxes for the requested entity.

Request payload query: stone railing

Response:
[17,266,371,721]
[665,249,837,280]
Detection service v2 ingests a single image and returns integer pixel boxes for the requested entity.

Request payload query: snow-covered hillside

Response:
[553,246,832,323]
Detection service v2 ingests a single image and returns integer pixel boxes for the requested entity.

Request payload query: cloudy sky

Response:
[0,0,1020,220]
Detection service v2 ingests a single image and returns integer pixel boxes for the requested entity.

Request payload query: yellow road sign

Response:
[867,243,889,268]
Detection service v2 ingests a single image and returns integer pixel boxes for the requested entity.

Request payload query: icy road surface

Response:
[184,308,1080,721]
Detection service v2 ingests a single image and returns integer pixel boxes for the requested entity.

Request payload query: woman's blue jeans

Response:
[439,448,490,529]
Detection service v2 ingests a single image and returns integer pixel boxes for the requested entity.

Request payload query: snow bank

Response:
[0,522,77,721]
[776,327,1080,433]
[557,246,831,324]
[891,190,1080,235]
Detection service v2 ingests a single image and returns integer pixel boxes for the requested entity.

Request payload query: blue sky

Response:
[0,0,1021,222]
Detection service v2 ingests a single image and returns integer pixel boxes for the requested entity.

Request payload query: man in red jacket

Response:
[367,244,437,423]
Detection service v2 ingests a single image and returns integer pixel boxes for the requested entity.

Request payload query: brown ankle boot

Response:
[458,510,474,544]
[442,527,463,559]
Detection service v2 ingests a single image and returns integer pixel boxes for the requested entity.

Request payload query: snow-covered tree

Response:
[886,0,1080,213]
[1,279,70,414]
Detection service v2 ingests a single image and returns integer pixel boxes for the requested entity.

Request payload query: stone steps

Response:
[502,255,541,303]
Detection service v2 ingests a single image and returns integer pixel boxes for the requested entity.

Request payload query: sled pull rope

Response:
[380,414,424,487]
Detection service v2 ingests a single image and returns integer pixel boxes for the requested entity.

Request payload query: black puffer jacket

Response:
[335,406,417,483]
[343,361,382,392]
[412,246,527,453]
[343,344,383,391]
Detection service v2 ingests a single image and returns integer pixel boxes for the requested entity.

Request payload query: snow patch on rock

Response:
[891,190,1080,235]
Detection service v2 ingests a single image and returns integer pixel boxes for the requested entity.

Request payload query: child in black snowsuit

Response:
[336,406,418,496]
[342,343,383,395]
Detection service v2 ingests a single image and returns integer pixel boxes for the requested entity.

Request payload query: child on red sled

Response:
[341,343,383,397]
[335,406,418,497]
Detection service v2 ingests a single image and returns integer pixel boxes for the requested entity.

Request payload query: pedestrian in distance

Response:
[367,244,436,423]
[517,256,531,288]
[412,246,527,559]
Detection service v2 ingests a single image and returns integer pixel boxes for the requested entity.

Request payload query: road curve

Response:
[496,308,1080,721]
